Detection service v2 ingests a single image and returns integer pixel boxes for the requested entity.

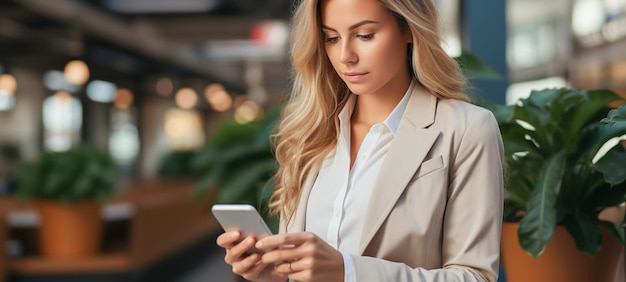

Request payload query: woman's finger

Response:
[216,231,241,248]
[232,252,261,274]
[256,232,314,250]
[227,236,257,259]
[274,259,298,274]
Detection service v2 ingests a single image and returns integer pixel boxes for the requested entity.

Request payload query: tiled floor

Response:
[176,247,235,282]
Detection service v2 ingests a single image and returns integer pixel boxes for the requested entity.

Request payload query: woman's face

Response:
[320,0,412,97]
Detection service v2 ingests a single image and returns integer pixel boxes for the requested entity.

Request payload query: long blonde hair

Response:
[270,0,467,224]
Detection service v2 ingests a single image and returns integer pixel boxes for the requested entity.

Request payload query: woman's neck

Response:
[351,80,411,126]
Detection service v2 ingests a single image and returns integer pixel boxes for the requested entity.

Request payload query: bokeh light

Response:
[114,88,134,109]
[0,74,17,94]
[204,83,232,112]
[43,70,80,92]
[156,77,174,96]
[87,80,117,103]
[175,87,198,110]
[64,60,90,85]
[234,100,263,124]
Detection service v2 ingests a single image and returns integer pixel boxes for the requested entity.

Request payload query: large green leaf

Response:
[518,152,566,257]
[601,104,626,126]
[527,88,562,108]
[580,122,626,165]
[594,146,626,185]
[556,89,588,111]
[565,90,620,138]
[498,123,541,156]
[563,213,602,255]
[582,182,626,211]
[510,104,555,153]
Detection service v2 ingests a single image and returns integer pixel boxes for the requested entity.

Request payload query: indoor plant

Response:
[158,149,197,178]
[494,88,626,281]
[16,144,119,259]
[192,107,279,232]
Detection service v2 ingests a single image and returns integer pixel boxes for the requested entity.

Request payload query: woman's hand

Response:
[256,232,345,282]
[216,231,287,282]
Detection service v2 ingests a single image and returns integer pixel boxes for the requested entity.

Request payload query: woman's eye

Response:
[357,34,374,40]
[325,36,339,43]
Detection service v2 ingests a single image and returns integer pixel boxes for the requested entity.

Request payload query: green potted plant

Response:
[158,149,198,178]
[192,107,280,232]
[493,88,626,282]
[16,145,119,259]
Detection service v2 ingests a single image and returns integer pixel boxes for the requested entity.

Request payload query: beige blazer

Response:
[280,85,504,282]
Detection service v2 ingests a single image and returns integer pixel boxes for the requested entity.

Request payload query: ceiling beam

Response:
[148,16,255,42]
[13,0,245,92]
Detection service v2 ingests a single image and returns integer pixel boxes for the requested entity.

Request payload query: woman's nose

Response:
[339,42,357,64]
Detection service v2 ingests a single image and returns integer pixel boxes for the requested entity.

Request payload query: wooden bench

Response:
[1,179,221,279]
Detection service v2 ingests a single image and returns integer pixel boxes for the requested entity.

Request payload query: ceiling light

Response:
[114,88,134,109]
[87,80,117,103]
[0,74,17,94]
[175,87,198,110]
[64,60,90,85]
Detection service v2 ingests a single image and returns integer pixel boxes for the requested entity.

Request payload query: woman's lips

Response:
[343,72,368,83]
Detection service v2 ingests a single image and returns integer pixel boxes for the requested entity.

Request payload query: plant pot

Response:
[501,222,623,282]
[37,200,103,259]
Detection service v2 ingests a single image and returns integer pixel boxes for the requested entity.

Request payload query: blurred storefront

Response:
[507,0,626,103]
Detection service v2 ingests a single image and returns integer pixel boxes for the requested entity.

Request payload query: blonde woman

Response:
[217,0,504,281]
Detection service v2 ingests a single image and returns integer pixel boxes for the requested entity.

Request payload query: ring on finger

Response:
[288,261,294,272]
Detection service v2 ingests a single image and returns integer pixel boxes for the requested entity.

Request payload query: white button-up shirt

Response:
[305,81,414,281]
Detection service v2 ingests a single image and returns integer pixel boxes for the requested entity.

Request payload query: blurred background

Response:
[0,0,625,281]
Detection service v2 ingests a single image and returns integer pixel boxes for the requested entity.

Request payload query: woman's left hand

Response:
[256,232,344,282]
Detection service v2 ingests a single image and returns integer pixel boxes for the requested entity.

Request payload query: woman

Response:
[217,0,504,281]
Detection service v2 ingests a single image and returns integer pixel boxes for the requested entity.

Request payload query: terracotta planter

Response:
[501,222,623,282]
[38,200,103,259]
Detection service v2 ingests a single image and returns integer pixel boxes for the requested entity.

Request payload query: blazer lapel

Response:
[358,84,440,254]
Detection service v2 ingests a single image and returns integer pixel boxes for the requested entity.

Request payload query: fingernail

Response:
[255,241,263,248]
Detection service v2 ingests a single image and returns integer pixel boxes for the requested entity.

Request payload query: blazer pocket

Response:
[415,155,443,178]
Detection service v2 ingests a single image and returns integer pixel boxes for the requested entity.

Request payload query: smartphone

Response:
[211,204,273,254]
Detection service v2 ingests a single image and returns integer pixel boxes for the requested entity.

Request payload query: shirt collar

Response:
[383,79,414,134]
[338,79,415,134]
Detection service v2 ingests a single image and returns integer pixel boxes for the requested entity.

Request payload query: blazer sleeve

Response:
[350,109,504,282]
